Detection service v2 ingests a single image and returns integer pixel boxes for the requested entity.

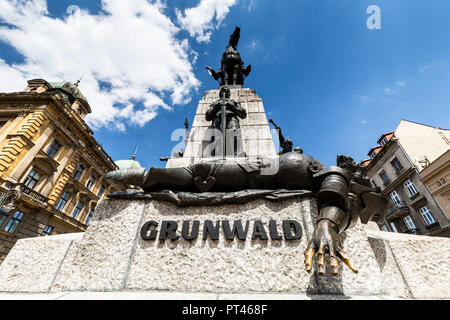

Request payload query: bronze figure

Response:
[105,26,388,277]
[269,119,293,155]
[206,26,252,86]
[105,153,387,275]
[205,86,246,157]
[206,86,247,130]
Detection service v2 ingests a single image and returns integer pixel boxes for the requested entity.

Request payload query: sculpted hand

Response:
[304,219,358,275]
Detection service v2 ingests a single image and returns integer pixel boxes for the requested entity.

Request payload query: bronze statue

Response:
[105,153,387,275]
[105,26,388,277]
[205,86,246,157]
[206,26,252,86]
[269,119,294,155]
[206,86,247,130]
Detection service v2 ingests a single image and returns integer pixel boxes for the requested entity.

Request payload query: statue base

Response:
[0,197,449,299]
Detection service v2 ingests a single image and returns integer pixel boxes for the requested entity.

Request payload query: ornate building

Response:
[0,79,129,263]
[361,120,450,237]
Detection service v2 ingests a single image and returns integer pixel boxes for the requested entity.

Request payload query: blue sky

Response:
[0,0,449,169]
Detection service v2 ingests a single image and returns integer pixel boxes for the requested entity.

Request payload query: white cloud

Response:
[419,64,431,73]
[0,0,213,130]
[359,120,368,125]
[360,95,374,104]
[384,87,395,95]
[396,80,406,87]
[247,40,257,50]
[176,0,238,43]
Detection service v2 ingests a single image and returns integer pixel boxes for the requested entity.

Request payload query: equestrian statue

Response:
[206,26,252,86]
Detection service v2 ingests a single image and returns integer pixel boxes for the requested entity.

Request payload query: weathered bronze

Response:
[205,86,246,157]
[206,86,247,130]
[106,152,386,276]
[206,26,251,86]
[269,119,294,155]
[304,155,387,275]
[105,25,388,277]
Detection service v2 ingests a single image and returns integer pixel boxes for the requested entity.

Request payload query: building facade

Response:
[361,120,450,237]
[420,149,450,220]
[0,79,129,263]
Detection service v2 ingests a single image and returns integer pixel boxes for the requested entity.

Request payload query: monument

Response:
[0,26,449,300]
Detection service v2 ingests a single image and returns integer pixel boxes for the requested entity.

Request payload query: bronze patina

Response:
[206,26,252,87]
[105,27,388,277]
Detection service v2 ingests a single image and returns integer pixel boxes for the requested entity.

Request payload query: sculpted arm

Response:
[229,101,247,119]
[304,167,359,275]
[205,101,220,122]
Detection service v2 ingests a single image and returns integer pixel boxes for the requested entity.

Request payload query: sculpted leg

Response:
[142,167,195,192]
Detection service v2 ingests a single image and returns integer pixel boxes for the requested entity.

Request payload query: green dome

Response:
[49,81,88,102]
[115,159,143,170]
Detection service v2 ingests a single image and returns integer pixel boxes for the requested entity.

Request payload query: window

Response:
[86,176,96,190]
[0,210,10,227]
[3,211,24,234]
[419,206,437,226]
[389,222,398,233]
[371,180,378,189]
[403,215,416,230]
[370,151,377,159]
[74,165,84,181]
[390,157,403,173]
[41,225,53,236]
[380,137,388,146]
[55,192,70,211]
[86,209,94,226]
[404,180,418,197]
[46,140,61,157]
[381,225,388,232]
[72,201,84,219]
[441,178,446,184]
[379,170,390,185]
[390,191,402,205]
[97,185,106,198]
[24,169,41,189]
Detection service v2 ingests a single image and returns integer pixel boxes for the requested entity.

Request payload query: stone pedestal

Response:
[1,197,448,298]
[167,88,276,168]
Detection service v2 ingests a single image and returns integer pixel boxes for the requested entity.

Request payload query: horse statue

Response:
[206,26,252,86]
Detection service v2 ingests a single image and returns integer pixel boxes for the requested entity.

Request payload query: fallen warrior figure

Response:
[105,152,387,276]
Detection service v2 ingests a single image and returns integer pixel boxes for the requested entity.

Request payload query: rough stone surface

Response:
[125,198,317,293]
[50,199,146,292]
[0,197,449,299]
[0,233,83,293]
[313,221,383,296]
[168,88,276,168]
[366,230,450,299]
[0,291,406,300]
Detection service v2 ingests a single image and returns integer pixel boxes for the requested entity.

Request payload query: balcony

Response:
[386,201,410,219]
[14,183,49,208]
[409,193,427,209]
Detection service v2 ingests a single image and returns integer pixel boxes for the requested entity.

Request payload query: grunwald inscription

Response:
[140,220,302,241]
